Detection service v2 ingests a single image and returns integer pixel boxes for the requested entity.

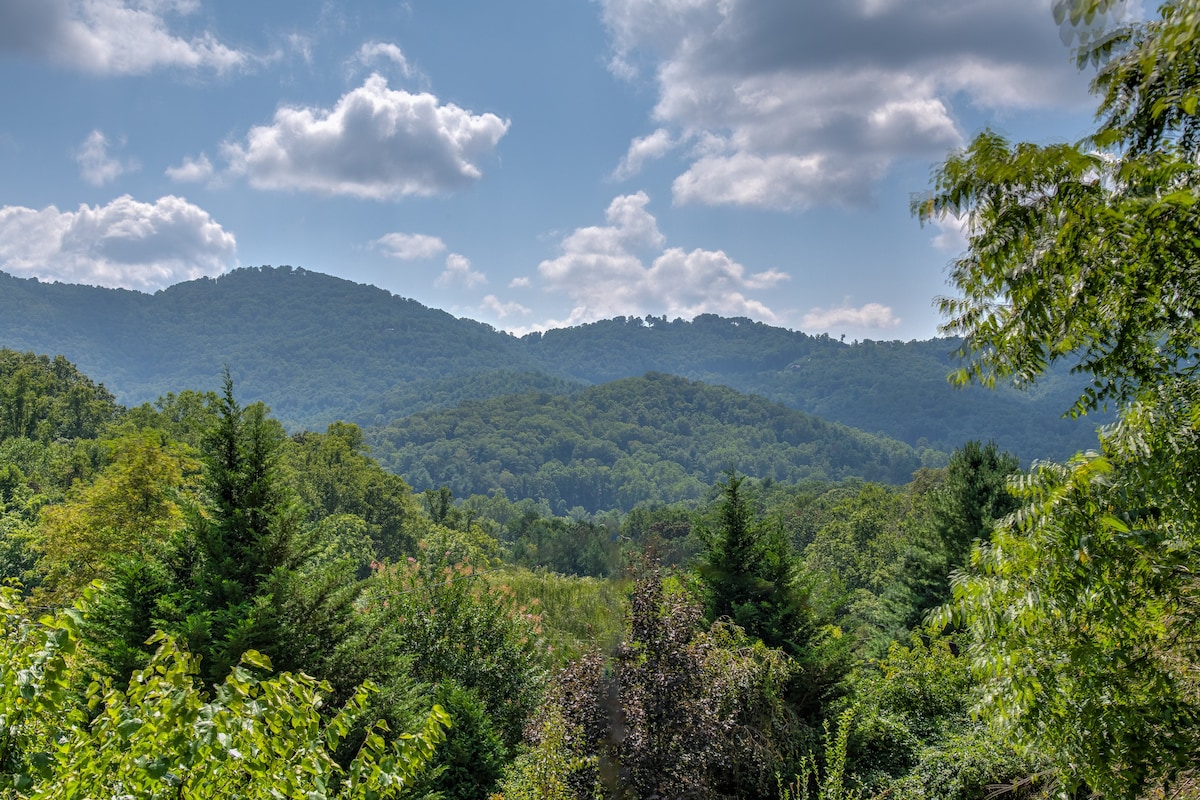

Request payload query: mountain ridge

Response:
[0,266,1105,459]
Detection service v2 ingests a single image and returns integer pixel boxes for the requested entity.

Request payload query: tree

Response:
[0,585,449,799]
[33,431,200,604]
[362,554,548,793]
[888,441,1019,632]
[700,473,814,656]
[916,2,1200,796]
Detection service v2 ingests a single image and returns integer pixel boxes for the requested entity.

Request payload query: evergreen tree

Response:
[700,472,811,654]
[889,440,1019,630]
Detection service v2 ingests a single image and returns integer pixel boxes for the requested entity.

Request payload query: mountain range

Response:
[0,265,1106,465]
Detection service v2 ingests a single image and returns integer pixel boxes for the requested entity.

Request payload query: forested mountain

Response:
[0,267,532,429]
[369,373,926,512]
[0,267,1103,458]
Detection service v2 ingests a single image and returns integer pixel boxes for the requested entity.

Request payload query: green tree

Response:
[33,431,200,604]
[0,585,449,799]
[700,473,814,656]
[916,2,1200,795]
[887,441,1019,632]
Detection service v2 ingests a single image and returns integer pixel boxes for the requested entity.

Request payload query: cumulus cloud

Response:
[219,74,509,199]
[528,192,788,330]
[0,194,236,291]
[75,130,138,186]
[612,128,675,180]
[481,294,531,319]
[0,0,246,75]
[373,232,446,260]
[801,302,901,331]
[599,0,1093,209]
[165,153,215,183]
[508,276,531,288]
[436,252,486,288]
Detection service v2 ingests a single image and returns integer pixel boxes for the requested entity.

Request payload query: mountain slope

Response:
[367,373,928,512]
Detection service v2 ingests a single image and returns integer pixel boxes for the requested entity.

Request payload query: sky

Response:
[0,0,1115,340]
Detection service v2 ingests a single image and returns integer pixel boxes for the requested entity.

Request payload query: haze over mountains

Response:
[0,265,1104,465]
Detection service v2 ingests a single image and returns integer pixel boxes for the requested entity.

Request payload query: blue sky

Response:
[0,0,1110,340]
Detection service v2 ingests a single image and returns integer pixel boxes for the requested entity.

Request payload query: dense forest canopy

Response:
[369,373,928,512]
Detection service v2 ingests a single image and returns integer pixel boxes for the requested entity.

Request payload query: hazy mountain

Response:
[0,266,1106,459]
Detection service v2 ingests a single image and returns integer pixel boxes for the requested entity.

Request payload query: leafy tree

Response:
[0,584,449,799]
[844,631,1047,800]
[0,350,120,444]
[32,431,200,604]
[285,422,425,565]
[363,556,547,751]
[916,2,1200,795]
[540,564,810,800]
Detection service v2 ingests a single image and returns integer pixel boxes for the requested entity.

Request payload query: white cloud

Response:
[0,194,236,291]
[481,294,531,319]
[436,252,486,288]
[928,213,969,253]
[353,41,412,77]
[527,192,788,331]
[508,276,531,288]
[802,302,901,331]
[165,153,214,183]
[0,0,246,75]
[75,129,138,186]
[612,128,675,180]
[373,232,446,260]
[598,0,1094,209]
[220,74,509,199]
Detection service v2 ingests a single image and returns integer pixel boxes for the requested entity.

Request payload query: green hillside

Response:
[367,373,928,512]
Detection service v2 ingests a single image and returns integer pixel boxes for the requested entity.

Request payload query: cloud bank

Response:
[601,0,1093,208]
[0,194,236,291]
[0,0,246,74]
[520,192,789,331]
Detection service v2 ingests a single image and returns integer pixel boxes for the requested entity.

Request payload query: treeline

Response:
[369,373,930,513]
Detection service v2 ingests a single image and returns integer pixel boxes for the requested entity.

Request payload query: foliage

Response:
[0,584,450,799]
[539,564,811,800]
[916,2,1200,796]
[285,422,425,565]
[780,706,863,800]
[490,707,597,800]
[0,350,120,444]
[32,431,201,603]
[418,681,510,800]
[363,556,548,749]
[700,472,815,656]
[482,568,627,666]
[886,441,1019,633]
[844,632,1045,800]
[938,388,1200,799]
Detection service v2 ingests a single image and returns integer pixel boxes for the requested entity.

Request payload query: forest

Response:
[3,0,1200,797]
